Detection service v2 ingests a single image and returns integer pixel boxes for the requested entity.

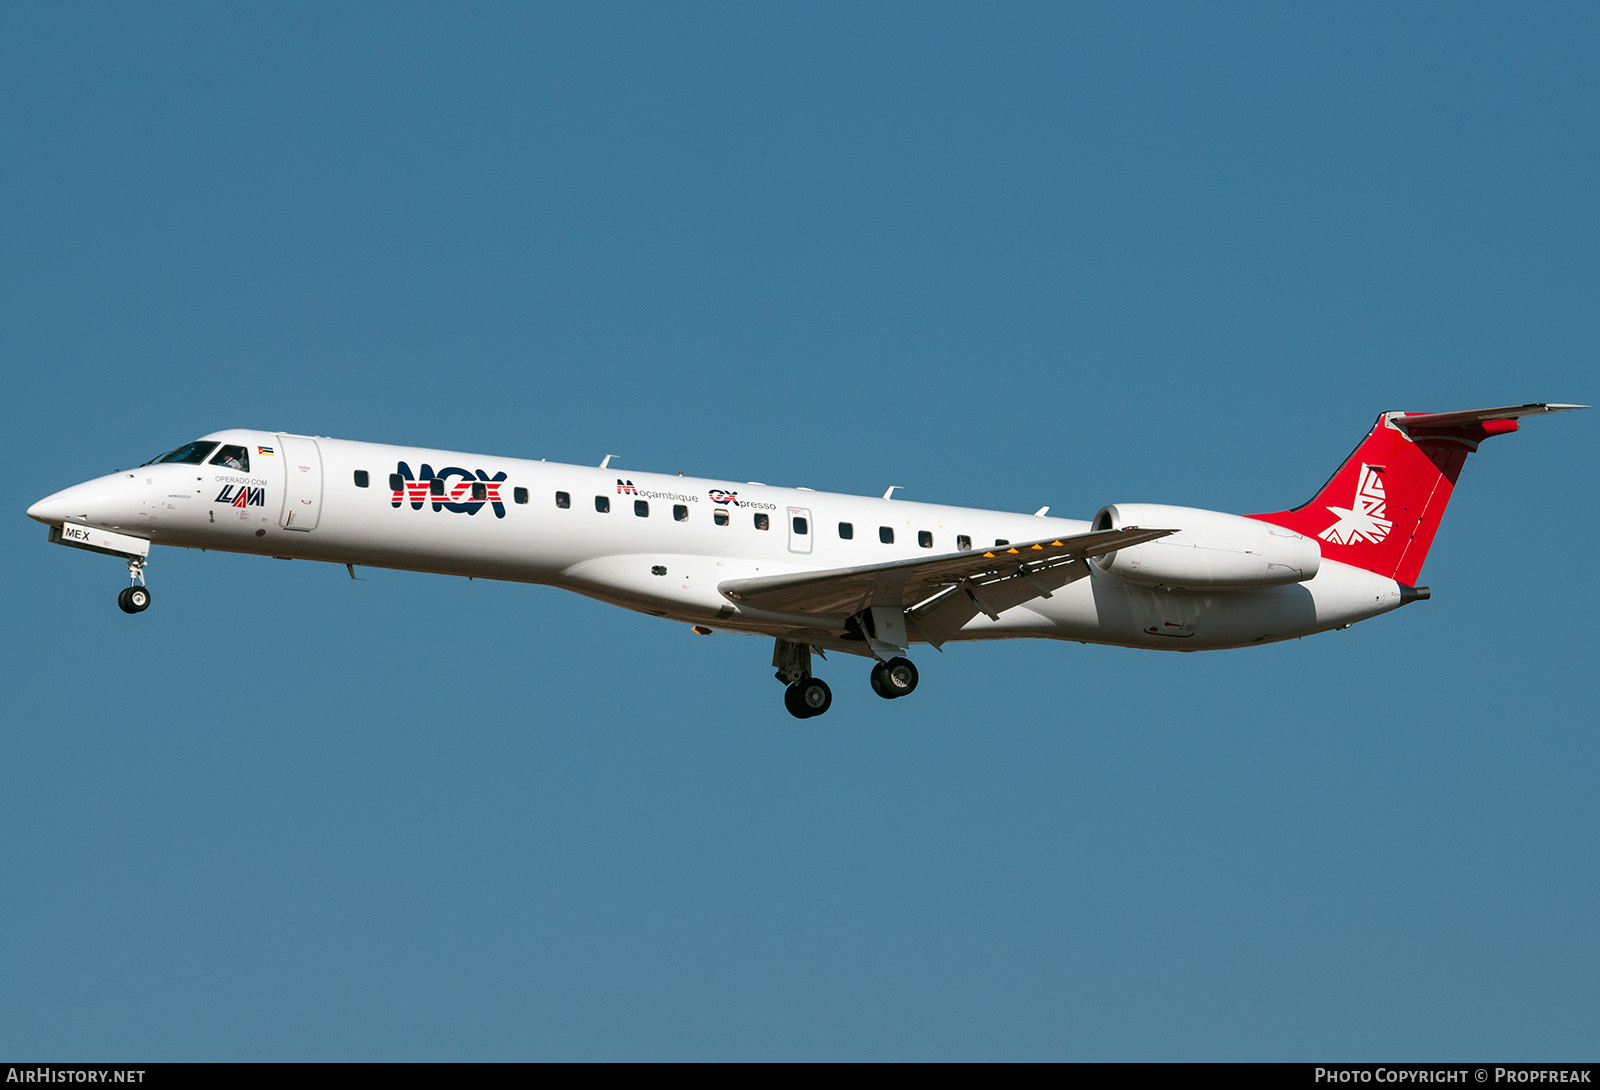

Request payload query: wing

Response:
[718,525,1174,649]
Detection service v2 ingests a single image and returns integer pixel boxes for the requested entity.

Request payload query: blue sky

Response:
[3,3,1595,1060]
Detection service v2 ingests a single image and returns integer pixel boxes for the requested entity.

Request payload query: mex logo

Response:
[215,485,265,508]
[391,462,507,518]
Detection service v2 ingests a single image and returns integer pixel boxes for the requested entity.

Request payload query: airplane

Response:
[26,403,1584,718]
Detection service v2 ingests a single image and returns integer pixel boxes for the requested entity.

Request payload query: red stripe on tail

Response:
[1249,412,1514,586]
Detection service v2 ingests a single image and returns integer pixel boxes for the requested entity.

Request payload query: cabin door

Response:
[787,506,813,555]
[275,434,324,531]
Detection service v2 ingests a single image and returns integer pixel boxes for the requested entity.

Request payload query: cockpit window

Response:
[150,441,220,466]
[210,445,250,472]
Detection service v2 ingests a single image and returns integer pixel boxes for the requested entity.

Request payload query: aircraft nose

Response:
[27,489,75,525]
[27,477,136,527]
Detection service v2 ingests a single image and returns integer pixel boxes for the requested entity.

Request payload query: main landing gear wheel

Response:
[784,677,833,719]
[870,657,918,699]
[117,586,151,614]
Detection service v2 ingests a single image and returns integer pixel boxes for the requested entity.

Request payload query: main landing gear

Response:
[773,639,919,718]
[116,557,151,614]
[784,677,833,718]
[774,639,830,719]
[869,657,919,700]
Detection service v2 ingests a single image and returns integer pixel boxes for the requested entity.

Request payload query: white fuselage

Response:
[27,429,1405,655]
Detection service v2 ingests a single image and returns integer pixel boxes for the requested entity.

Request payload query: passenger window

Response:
[838,522,853,540]
[792,516,808,535]
[353,470,369,488]
[674,504,689,522]
[918,530,933,549]
[389,473,403,491]
[754,513,770,531]
[595,496,610,513]
[879,527,894,544]
[211,445,250,472]
[635,500,649,517]
[714,510,729,526]
[957,534,971,551]
[556,491,570,509]
[472,482,487,501]
[430,479,445,497]
[514,487,529,505]
[995,539,1009,547]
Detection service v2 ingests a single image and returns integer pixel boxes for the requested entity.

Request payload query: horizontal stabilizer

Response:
[1394,403,1587,430]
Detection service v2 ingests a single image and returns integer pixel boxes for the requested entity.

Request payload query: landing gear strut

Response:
[117,557,150,614]
[870,657,919,699]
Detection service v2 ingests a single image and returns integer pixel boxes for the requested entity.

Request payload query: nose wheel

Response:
[118,586,151,613]
[117,557,150,614]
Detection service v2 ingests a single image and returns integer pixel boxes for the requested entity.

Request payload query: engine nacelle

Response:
[1091,503,1320,589]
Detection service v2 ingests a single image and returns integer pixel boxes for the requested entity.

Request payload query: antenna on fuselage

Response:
[883,485,901,500]
[599,454,618,469]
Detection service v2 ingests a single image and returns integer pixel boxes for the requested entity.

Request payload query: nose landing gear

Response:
[117,557,150,614]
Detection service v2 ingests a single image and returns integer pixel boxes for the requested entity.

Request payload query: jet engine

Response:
[1091,503,1320,590]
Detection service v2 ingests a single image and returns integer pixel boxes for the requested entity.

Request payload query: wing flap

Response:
[718,525,1174,622]
[909,559,1094,647]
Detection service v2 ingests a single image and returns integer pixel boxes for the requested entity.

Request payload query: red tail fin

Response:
[1250,404,1583,586]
